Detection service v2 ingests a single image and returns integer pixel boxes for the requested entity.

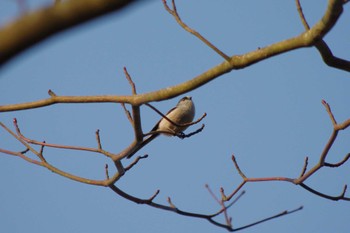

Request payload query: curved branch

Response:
[226,100,350,202]
[0,1,346,113]
[109,184,301,231]
[133,0,346,102]
[0,0,139,67]
[295,0,350,71]
[0,120,122,186]
[162,0,230,61]
[299,183,349,201]
[12,118,118,159]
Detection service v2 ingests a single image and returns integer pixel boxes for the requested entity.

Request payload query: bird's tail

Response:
[126,133,159,159]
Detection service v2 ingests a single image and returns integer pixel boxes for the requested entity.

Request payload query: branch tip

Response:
[220,187,227,201]
[105,164,110,179]
[95,129,102,150]
[167,197,176,208]
[341,184,347,197]
[299,156,309,178]
[148,189,160,202]
[125,154,149,171]
[121,103,133,124]
[231,154,246,179]
[20,148,30,154]
[123,67,137,95]
[162,0,229,60]
[48,89,56,97]
[39,142,45,154]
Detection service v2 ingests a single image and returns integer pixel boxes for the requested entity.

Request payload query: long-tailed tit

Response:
[127,96,195,158]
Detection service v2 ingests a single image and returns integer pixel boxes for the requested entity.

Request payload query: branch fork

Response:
[224,100,350,202]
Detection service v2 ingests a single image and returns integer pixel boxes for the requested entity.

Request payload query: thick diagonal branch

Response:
[0,0,139,67]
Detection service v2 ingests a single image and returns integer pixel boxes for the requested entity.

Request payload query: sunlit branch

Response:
[162,0,230,61]
[295,0,350,72]
[0,0,347,115]
[124,67,137,95]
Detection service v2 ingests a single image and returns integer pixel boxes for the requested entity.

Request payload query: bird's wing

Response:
[151,106,176,131]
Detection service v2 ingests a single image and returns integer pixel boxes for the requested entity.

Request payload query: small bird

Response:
[127,96,195,158]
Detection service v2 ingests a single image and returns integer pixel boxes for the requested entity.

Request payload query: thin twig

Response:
[299,156,308,178]
[48,89,57,96]
[124,67,137,95]
[322,100,337,126]
[324,153,350,167]
[167,197,176,208]
[12,118,117,159]
[232,154,247,179]
[148,189,160,202]
[96,129,102,150]
[295,0,310,30]
[295,0,350,71]
[232,206,303,232]
[125,154,148,171]
[205,184,221,205]
[209,191,246,218]
[109,184,300,231]
[300,183,350,201]
[162,0,230,61]
[205,184,232,228]
[121,103,133,124]
[176,124,205,139]
[38,142,47,162]
[1,121,120,186]
[227,101,350,202]
[105,164,110,179]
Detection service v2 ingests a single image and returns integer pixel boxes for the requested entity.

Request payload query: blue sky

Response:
[0,1,349,233]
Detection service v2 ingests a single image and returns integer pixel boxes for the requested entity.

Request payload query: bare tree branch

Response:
[0,0,139,67]
[0,1,347,114]
[124,67,137,95]
[0,119,123,186]
[109,184,301,231]
[225,100,350,202]
[162,0,230,61]
[295,0,350,72]
[12,118,118,159]
[0,1,349,231]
